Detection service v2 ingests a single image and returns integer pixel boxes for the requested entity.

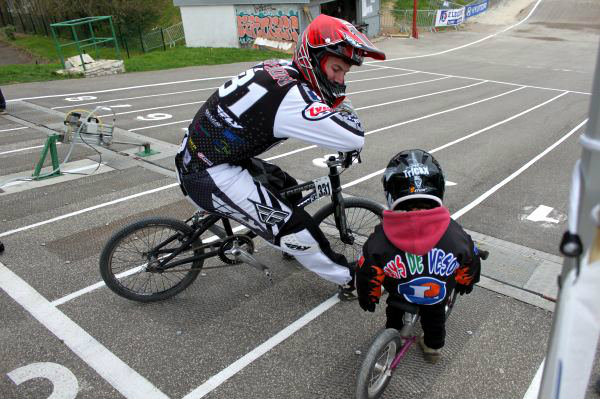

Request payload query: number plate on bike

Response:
[313,176,333,199]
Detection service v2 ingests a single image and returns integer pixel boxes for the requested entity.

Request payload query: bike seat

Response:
[388,299,419,314]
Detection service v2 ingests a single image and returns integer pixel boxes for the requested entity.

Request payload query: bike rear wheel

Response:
[312,197,383,263]
[356,328,403,399]
[99,217,204,302]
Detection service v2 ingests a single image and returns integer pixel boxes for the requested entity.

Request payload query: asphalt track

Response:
[1,0,600,398]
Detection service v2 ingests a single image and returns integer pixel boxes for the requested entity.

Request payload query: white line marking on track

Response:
[0,262,170,399]
[52,87,220,110]
[373,64,591,96]
[1,163,106,188]
[7,66,389,103]
[0,144,45,155]
[97,100,206,117]
[133,79,512,134]
[0,126,29,133]
[523,360,545,399]
[347,76,451,95]
[0,85,548,238]
[451,119,587,220]
[343,91,569,190]
[129,119,192,132]
[51,225,247,306]
[181,295,340,399]
[9,75,236,102]
[0,183,179,238]
[355,80,488,111]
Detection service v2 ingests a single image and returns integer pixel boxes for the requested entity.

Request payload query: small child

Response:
[356,149,481,363]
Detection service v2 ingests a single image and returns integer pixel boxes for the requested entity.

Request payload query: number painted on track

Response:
[137,113,172,121]
[64,96,97,102]
[8,362,79,399]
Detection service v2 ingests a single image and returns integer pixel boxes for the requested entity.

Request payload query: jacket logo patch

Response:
[303,103,333,120]
[398,276,446,305]
[384,255,407,279]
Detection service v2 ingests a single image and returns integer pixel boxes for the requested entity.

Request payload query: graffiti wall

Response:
[236,5,300,46]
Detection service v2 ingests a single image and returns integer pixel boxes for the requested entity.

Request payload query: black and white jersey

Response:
[176,59,364,173]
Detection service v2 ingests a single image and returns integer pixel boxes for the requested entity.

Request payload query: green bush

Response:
[1,25,16,41]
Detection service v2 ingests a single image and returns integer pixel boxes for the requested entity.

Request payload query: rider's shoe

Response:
[418,335,441,364]
[337,284,357,301]
[337,261,357,301]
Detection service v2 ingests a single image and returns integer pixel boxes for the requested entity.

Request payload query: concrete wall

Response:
[180,5,239,47]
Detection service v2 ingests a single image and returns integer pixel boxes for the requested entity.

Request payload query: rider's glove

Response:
[356,256,385,312]
[455,283,474,295]
[455,266,475,295]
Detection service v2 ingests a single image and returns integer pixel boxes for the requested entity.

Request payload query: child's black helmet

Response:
[382,149,445,210]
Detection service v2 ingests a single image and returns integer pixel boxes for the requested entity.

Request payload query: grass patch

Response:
[1,33,289,85]
[0,64,81,85]
[124,46,288,72]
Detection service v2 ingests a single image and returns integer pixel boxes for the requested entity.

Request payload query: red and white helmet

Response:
[293,14,386,106]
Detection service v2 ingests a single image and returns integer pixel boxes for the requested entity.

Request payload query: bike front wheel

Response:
[356,328,403,399]
[313,197,383,263]
[99,217,204,302]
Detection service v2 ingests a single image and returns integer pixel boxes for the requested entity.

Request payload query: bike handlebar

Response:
[326,151,362,168]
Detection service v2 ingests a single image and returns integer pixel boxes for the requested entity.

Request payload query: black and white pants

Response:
[177,161,352,285]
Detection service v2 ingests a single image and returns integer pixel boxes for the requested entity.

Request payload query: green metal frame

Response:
[32,134,61,180]
[50,16,121,70]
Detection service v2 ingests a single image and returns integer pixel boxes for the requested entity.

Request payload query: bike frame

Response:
[386,290,459,371]
[150,153,357,272]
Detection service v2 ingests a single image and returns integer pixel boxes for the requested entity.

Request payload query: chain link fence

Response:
[141,22,185,52]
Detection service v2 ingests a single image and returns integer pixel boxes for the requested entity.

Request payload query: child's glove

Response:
[356,257,385,312]
[455,266,475,295]
[455,283,474,295]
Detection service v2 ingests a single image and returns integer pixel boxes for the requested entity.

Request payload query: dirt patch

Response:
[0,39,47,65]
[466,0,537,25]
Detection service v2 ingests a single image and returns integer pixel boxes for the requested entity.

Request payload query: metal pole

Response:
[138,26,145,53]
[50,24,65,69]
[412,0,418,39]
[538,42,600,399]
[71,25,86,71]
[160,28,166,51]
[88,20,98,59]
[108,17,121,59]
[117,22,129,59]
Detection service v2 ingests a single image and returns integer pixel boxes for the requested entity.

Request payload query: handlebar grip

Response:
[343,152,353,168]
[478,249,489,261]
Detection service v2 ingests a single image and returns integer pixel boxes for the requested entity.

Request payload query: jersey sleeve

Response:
[273,83,365,152]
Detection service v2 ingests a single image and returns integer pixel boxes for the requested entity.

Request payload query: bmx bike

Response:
[99,151,384,302]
